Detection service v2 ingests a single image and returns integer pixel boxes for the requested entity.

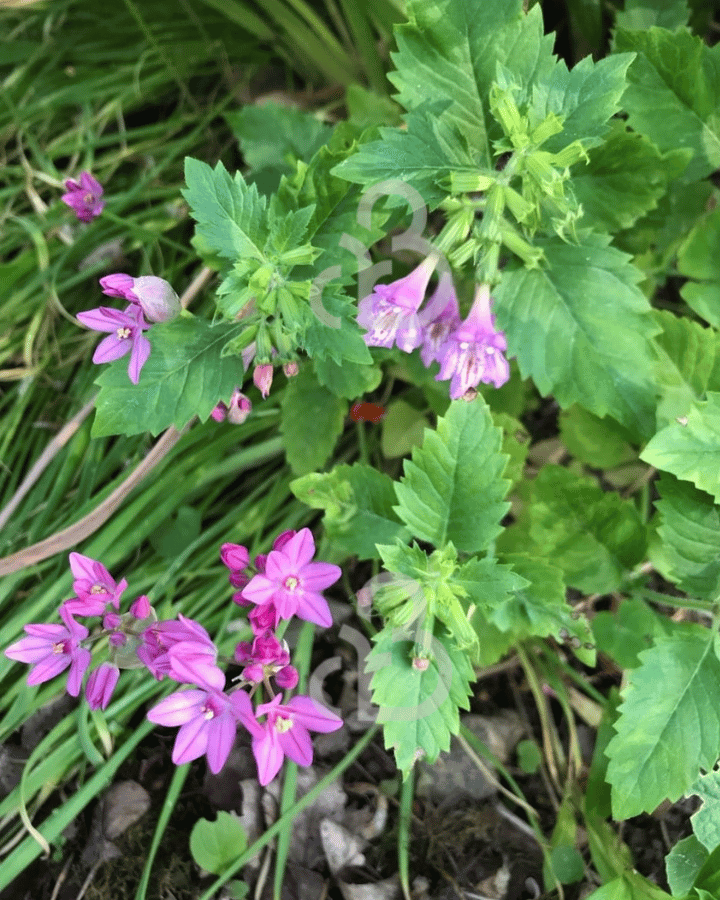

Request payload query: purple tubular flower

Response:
[357,254,438,352]
[99,273,137,299]
[253,364,274,399]
[76,304,151,385]
[64,552,128,616]
[250,694,343,786]
[418,273,462,367]
[86,662,120,710]
[146,663,260,773]
[5,605,91,696]
[436,283,510,398]
[61,172,105,222]
[242,528,341,628]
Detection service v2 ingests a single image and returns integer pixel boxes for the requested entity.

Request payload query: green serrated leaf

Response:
[183,157,267,262]
[614,27,720,183]
[572,124,686,232]
[641,393,720,502]
[189,811,247,875]
[313,354,382,399]
[690,769,720,852]
[366,625,473,775]
[667,835,708,895]
[491,552,591,654]
[650,472,720,600]
[290,463,411,559]
[528,466,647,594]
[491,411,529,486]
[591,598,671,670]
[616,0,690,31]
[279,366,346,475]
[654,309,717,425]
[583,873,674,900]
[393,396,510,553]
[606,630,720,820]
[92,318,244,437]
[559,405,637,469]
[494,231,660,438]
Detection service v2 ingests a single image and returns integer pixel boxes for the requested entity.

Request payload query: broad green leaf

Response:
[572,125,684,232]
[493,232,660,438]
[492,411,529,487]
[290,464,411,559]
[650,473,720,599]
[691,844,720,895]
[615,0,690,31]
[393,397,510,553]
[605,630,720,819]
[189,811,247,875]
[678,205,720,328]
[583,873,674,900]
[559,405,636,469]
[666,834,707,896]
[614,27,720,183]
[591,598,671,670]
[641,393,720,503]
[313,354,382,399]
[389,0,559,165]
[366,624,474,775]
[491,553,591,652]
[225,103,332,184]
[653,309,717,425]
[333,105,476,204]
[92,318,244,437]
[279,366,346,475]
[183,157,267,262]
[300,289,372,365]
[690,769,720,851]
[528,466,646,594]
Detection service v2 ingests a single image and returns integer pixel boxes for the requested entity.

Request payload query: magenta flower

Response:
[234,629,296,686]
[242,528,341,628]
[211,389,251,425]
[76,304,151,385]
[64,552,128,616]
[357,254,438,352]
[249,602,279,633]
[418,273,461,367]
[99,274,181,323]
[137,614,217,680]
[61,171,105,222]
[250,694,343,786]
[5,605,91,696]
[146,662,260,773]
[86,662,120,710]
[436,283,510,398]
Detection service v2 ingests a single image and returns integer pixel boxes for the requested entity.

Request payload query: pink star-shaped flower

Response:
[250,694,343,786]
[5,604,91,696]
[241,528,341,628]
[61,171,105,222]
[76,304,151,384]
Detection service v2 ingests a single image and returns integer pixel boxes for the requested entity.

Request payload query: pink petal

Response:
[147,689,207,726]
[242,574,279,606]
[173,716,209,766]
[5,636,56,663]
[286,696,343,732]
[277,723,313,767]
[93,334,130,364]
[68,552,98,581]
[294,591,332,628]
[279,528,315,570]
[252,728,284,786]
[128,333,152,384]
[77,307,129,331]
[299,561,341,593]
[206,712,237,774]
[27,654,71,686]
[66,648,92,697]
[170,654,225,691]
[230,690,264,738]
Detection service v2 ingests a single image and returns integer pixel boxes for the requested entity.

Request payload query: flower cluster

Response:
[5,529,342,784]
[357,256,510,399]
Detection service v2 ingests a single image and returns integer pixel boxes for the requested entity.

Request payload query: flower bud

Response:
[227,391,251,425]
[253,364,273,399]
[86,663,120,710]
[130,596,152,620]
[283,361,299,378]
[130,276,181,323]
[275,665,299,690]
